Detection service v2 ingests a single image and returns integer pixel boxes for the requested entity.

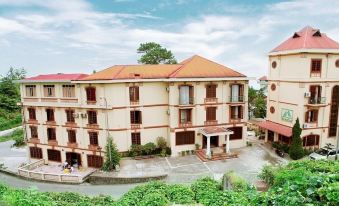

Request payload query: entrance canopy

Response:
[257,121,292,137]
[199,126,234,136]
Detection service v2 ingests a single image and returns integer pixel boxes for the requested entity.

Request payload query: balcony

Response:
[29,138,40,144]
[48,139,58,146]
[179,122,192,128]
[179,97,194,105]
[204,120,218,126]
[204,98,218,103]
[229,96,244,103]
[67,142,78,148]
[230,115,242,123]
[131,123,141,129]
[308,97,326,105]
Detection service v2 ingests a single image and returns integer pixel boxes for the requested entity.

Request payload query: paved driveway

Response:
[0,140,27,172]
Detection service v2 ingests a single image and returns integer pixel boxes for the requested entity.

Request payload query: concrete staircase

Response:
[195,149,238,162]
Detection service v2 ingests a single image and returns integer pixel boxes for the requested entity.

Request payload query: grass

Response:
[0,114,22,132]
[0,129,25,147]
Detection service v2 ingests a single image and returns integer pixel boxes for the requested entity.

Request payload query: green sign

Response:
[281,108,293,122]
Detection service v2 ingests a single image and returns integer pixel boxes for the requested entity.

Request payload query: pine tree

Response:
[102,136,121,171]
[289,118,304,160]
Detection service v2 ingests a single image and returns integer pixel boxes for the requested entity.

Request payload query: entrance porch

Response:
[197,126,238,161]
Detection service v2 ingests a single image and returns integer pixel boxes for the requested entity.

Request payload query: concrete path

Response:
[0,140,27,172]
[0,126,22,137]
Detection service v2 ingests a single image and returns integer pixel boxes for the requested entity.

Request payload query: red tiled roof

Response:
[200,126,232,135]
[257,121,292,137]
[24,73,89,81]
[259,76,267,81]
[271,26,339,52]
[81,55,246,81]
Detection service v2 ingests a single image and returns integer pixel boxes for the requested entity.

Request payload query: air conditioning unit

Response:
[304,92,311,98]
[72,113,79,118]
[81,113,87,118]
[166,87,170,92]
[303,123,310,129]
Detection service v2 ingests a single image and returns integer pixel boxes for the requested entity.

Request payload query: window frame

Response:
[129,86,139,102]
[87,110,97,125]
[25,85,36,97]
[67,130,76,143]
[28,108,36,120]
[30,147,42,159]
[65,109,75,123]
[175,131,195,145]
[62,85,75,98]
[131,132,141,145]
[179,109,192,124]
[206,84,217,98]
[305,109,318,123]
[30,126,38,138]
[47,127,56,141]
[206,107,217,121]
[47,149,61,162]
[85,86,96,102]
[130,110,142,124]
[310,59,322,76]
[43,85,55,97]
[89,132,98,146]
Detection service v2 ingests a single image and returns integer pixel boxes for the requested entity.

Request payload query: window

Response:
[89,132,98,146]
[303,135,319,147]
[336,59,339,68]
[272,61,277,69]
[47,149,61,162]
[270,106,275,114]
[87,111,97,125]
[43,85,55,97]
[62,85,75,98]
[131,132,141,145]
[309,85,322,104]
[206,107,216,121]
[47,128,56,140]
[179,85,194,105]
[311,59,322,75]
[229,127,243,140]
[329,86,339,137]
[271,83,276,91]
[179,109,191,124]
[230,106,243,119]
[305,110,318,123]
[175,131,195,145]
[130,110,142,124]
[28,108,36,120]
[65,109,75,123]
[206,84,216,98]
[87,155,103,168]
[46,109,54,121]
[86,87,96,102]
[230,84,244,102]
[30,126,38,138]
[25,85,36,97]
[129,86,139,102]
[30,147,42,159]
[68,130,76,143]
[278,134,291,145]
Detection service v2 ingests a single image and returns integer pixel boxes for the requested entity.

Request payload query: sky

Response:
[1,0,339,84]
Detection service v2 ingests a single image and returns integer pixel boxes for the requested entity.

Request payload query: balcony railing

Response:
[229,96,244,103]
[230,115,242,120]
[179,97,194,105]
[308,97,326,105]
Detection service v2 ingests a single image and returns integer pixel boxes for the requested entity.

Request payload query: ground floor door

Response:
[267,130,274,142]
[66,152,82,166]
[87,155,103,168]
[202,135,219,148]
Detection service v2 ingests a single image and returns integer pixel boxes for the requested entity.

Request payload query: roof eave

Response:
[17,80,73,83]
[269,48,339,56]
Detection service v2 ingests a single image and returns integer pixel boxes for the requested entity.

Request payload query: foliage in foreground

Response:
[0,160,338,206]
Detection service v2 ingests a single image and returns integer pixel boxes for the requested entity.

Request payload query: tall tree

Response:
[137,42,177,64]
[102,136,121,171]
[248,87,267,119]
[0,67,26,116]
[289,118,304,160]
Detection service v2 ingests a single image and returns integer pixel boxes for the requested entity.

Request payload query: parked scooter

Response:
[275,149,285,157]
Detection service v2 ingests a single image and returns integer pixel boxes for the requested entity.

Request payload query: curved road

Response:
[0,173,139,198]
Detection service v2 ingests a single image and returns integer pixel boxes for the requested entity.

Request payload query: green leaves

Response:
[289,118,305,160]
[137,42,177,64]
[102,136,121,171]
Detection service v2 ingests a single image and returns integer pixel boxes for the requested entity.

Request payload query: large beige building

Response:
[20,55,250,168]
[259,26,339,149]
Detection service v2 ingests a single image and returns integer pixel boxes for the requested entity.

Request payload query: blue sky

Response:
[1,0,339,82]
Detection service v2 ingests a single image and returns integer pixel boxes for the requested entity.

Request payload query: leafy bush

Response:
[191,177,221,204]
[139,193,168,206]
[224,171,250,191]
[12,129,25,147]
[258,164,277,186]
[129,144,143,157]
[166,184,194,204]
[156,137,167,149]
[142,142,156,155]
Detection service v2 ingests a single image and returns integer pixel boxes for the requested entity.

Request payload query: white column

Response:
[226,134,230,154]
[206,136,211,158]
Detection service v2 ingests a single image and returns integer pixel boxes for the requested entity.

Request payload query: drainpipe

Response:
[100,97,111,163]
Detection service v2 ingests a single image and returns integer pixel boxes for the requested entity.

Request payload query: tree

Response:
[102,136,121,171]
[0,67,26,117]
[248,87,267,119]
[289,118,304,160]
[137,42,177,64]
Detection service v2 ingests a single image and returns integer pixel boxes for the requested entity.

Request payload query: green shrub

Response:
[191,177,221,204]
[129,144,143,157]
[12,129,25,147]
[142,142,156,155]
[166,184,194,204]
[280,144,290,153]
[102,136,121,171]
[289,118,304,160]
[165,147,171,156]
[139,193,168,206]
[156,136,167,149]
[258,164,277,186]
[224,171,250,191]
[271,141,281,149]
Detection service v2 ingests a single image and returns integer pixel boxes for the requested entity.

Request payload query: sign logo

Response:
[281,108,293,122]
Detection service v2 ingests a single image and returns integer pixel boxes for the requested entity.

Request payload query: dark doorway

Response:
[329,86,339,137]
[267,130,274,142]
[202,135,219,148]
[66,152,81,167]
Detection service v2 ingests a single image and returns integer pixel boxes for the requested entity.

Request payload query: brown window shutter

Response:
[305,111,309,122]
[240,85,244,97]
[130,111,135,123]
[136,87,139,101]
[240,106,243,119]
[189,86,193,103]
[314,110,318,121]
[139,111,142,123]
